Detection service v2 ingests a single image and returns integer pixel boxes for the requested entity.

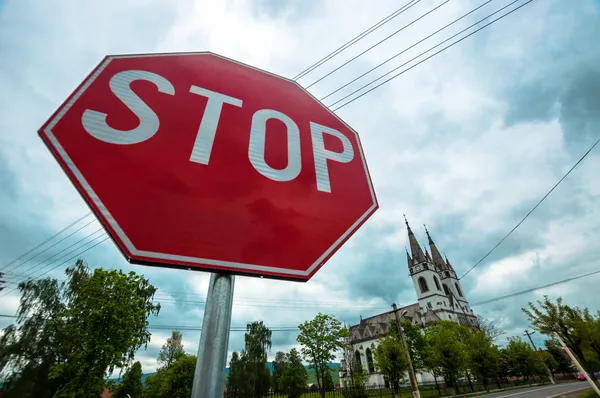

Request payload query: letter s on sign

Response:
[81,70,175,145]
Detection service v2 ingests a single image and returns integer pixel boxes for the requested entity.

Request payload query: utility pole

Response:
[524,330,555,384]
[392,303,421,398]
[553,332,600,396]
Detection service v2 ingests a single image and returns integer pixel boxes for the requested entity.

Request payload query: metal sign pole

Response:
[192,273,235,398]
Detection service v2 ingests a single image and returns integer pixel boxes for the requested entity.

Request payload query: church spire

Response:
[406,247,413,268]
[404,215,426,264]
[445,254,456,273]
[424,225,446,269]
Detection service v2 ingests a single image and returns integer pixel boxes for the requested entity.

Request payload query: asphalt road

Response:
[480,382,591,398]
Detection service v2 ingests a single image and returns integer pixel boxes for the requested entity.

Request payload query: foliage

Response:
[341,343,369,397]
[297,313,348,398]
[400,320,427,373]
[475,316,505,341]
[226,321,272,398]
[466,330,500,392]
[271,351,286,393]
[323,368,335,390]
[501,337,547,379]
[279,348,308,398]
[372,334,408,396]
[425,321,470,395]
[545,339,577,374]
[157,330,185,371]
[523,295,600,383]
[113,361,143,398]
[0,259,160,398]
[143,353,196,398]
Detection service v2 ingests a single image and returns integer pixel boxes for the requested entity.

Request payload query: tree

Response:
[297,313,348,398]
[400,320,427,373]
[341,342,369,396]
[523,296,599,385]
[545,339,576,375]
[113,361,143,398]
[474,316,505,341]
[157,330,185,371]
[0,259,160,398]
[144,354,196,398]
[425,321,470,396]
[501,338,547,380]
[271,351,286,393]
[279,348,308,398]
[372,334,408,398]
[226,321,272,398]
[466,330,500,392]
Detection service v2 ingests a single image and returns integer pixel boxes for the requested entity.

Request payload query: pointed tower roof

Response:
[406,247,413,269]
[404,215,426,264]
[445,255,456,273]
[424,225,446,269]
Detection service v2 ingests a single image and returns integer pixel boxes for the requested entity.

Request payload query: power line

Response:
[319,0,496,102]
[331,0,534,111]
[460,135,600,279]
[0,212,91,272]
[470,268,600,307]
[0,236,109,299]
[292,0,419,80]
[305,0,450,89]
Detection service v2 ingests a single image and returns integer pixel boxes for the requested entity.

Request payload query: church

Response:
[339,217,478,386]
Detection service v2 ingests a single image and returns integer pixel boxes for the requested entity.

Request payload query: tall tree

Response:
[475,316,505,341]
[0,259,160,398]
[341,342,369,394]
[466,330,500,392]
[501,337,547,379]
[544,339,576,375]
[279,348,308,398]
[425,321,470,396]
[113,361,144,398]
[523,295,599,384]
[157,330,185,371]
[226,321,272,397]
[271,351,286,393]
[297,313,347,398]
[143,353,196,398]
[372,334,408,398]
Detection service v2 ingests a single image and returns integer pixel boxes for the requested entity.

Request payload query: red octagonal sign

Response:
[39,52,378,282]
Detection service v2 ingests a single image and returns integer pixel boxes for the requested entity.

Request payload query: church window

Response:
[455,283,463,297]
[418,277,429,293]
[443,284,451,295]
[366,348,375,373]
[433,276,441,291]
[354,350,362,370]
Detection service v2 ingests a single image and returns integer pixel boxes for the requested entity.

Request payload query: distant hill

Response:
[112,362,342,385]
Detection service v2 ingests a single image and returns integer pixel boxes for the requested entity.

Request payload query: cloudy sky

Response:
[1,0,600,375]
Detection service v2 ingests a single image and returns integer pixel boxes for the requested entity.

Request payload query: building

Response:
[340,217,478,386]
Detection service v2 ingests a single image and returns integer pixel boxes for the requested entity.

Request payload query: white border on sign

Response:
[42,52,378,278]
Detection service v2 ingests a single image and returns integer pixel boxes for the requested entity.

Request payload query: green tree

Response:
[425,321,470,396]
[271,351,286,393]
[400,320,427,373]
[157,330,185,371]
[113,361,143,398]
[279,348,308,398]
[372,334,408,398]
[522,295,599,384]
[502,337,546,379]
[143,354,196,398]
[0,259,160,398]
[544,339,576,375]
[226,321,272,397]
[341,343,369,396]
[297,313,347,398]
[467,330,500,392]
[540,351,559,378]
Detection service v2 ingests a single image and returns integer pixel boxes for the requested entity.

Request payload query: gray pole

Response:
[524,330,555,384]
[553,332,600,396]
[191,273,235,398]
[392,303,421,398]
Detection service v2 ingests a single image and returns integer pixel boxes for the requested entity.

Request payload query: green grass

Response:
[579,390,598,398]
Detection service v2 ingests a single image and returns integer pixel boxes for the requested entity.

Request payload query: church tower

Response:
[404,216,477,326]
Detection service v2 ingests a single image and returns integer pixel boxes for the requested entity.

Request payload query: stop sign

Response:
[39,52,378,281]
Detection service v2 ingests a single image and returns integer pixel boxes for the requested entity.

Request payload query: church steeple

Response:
[424,225,446,269]
[406,247,413,268]
[404,215,426,264]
